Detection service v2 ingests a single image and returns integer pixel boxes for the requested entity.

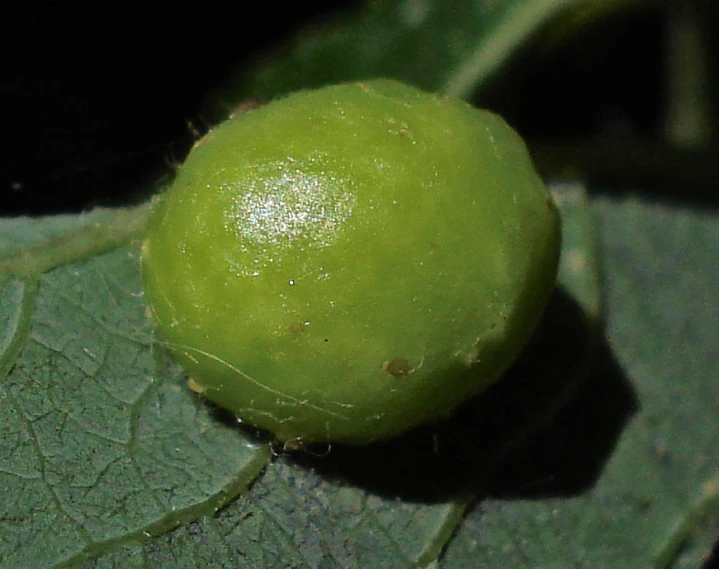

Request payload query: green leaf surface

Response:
[0,181,607,569]
[2,191,716,566]
[0,243,270,569]
[440,197,719,569]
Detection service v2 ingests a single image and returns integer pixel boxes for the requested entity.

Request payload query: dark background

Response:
[1,1,365,214]
[1,1,663,215]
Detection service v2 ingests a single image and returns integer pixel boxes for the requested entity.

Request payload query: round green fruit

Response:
[142,79,560,445]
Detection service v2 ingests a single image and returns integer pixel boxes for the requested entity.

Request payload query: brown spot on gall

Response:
[382,357,413,378]
[287,322,309,335]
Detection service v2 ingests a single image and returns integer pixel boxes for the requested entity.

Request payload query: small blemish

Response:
[281,438,305,452]
[466,350,481,366]
[228,99,259,119]
[187,378,205,394]
[287,322,308,334]
[382,357,413,378]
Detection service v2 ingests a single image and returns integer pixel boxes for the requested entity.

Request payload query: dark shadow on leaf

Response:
[285,287,637,503]
[487,339,636,498]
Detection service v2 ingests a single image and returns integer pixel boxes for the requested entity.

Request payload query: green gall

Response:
[142,79,561,445]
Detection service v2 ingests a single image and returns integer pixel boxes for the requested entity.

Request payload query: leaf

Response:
[440,197,719,568]
[203,0,607,120]
[6,191,714,568]
[0,232,270,569]
[0,180,602,568]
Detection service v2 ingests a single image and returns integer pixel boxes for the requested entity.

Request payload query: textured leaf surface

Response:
[3,194,715,567]
[0,242,270,569]
[0,182,608,569]
[440,197,719,568]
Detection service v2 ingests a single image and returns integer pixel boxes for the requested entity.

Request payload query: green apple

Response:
[142,79,560,445]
